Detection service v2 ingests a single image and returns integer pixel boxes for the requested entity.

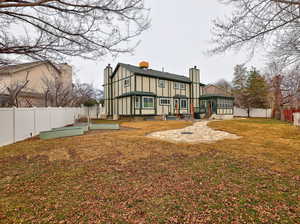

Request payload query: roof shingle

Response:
[113,63,192,83]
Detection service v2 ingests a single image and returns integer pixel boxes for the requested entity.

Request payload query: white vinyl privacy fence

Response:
[234,107,272,118]
[0,107,82,147]
[294,113,300,126]
[81,104,105,119]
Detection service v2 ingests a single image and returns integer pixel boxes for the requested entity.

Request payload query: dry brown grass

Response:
[208,119,300,174]
[1,119,300,223]
[1,119,299,173]
[0,121,194,163]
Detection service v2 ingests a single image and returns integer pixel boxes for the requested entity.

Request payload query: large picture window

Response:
[143,97,154,108]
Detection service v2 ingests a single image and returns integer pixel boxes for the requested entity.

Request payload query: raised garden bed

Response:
[40,127,84,140]
[90,124,120,130]
[53,125,88,133]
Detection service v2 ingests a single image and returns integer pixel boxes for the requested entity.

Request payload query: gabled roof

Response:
[0,61,61,76]
[112,63,193,83]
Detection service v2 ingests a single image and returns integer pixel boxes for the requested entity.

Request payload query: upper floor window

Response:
[158,80,165,88]
[174,82,186,90]
[174,82,180,89]
[124,78,130,87]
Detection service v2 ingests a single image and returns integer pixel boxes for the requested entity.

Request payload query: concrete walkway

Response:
[147,121,240,144]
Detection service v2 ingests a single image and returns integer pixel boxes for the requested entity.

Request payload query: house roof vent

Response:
[139,61,149,69]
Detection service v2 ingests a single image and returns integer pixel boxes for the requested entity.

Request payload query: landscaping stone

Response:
[147,121,240,143]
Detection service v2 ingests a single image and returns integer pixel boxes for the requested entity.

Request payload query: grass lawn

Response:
[0,119,299,223]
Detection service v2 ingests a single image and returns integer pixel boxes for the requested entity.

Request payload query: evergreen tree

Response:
[246,68,269,109]
[232,66,270,117]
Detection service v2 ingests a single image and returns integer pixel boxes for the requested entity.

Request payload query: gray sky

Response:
[72,0,266,89]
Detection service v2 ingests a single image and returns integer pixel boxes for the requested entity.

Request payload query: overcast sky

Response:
[72,0,266,89]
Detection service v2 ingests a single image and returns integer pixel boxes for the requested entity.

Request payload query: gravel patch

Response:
[147,121,240,143]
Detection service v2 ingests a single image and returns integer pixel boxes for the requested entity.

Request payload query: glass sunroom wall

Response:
[217,98,234,115]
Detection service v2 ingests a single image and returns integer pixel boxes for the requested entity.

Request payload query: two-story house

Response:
[103,62,234,119]
[0,61,72,107]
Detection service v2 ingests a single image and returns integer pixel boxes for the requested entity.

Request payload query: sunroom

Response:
[199,95,234,118]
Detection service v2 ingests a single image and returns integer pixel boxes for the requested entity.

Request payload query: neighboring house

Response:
[103,62,234,119]
[0,61,72,107]
[203,84,231,96]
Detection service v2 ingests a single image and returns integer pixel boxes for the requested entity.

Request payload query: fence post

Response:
[48,107,52,129]
[12,107,16,143]
[33,107,37,135]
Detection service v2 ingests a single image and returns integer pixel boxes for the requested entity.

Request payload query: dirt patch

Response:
[147,121,240,143]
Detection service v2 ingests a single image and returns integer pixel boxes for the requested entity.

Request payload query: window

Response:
[143,97,154,108]
[174,82,186,90]
[158,80,165,88]
[124,78,130,87]
[135,97,140,108]
[160,98,170,105]
[180,99,188,109]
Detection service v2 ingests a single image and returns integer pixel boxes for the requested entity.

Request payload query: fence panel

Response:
[294,113,300,126]
[15,108,35,142]
[0,107,82,147]
[234,107,271,118]
[81,105,105,119]
[36,108,51,133]
[0,108,14,146]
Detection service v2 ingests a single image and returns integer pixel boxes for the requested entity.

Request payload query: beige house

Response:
[203,84,231,96]
[0,61,72,107]
[103,62,234,119]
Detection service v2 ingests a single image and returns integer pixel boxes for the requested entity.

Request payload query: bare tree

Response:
[71,82,97,106]
[6,72,30,107]
[42,76,72,107]
[0,0,150,65]
[210,0,300,63]
[265,61,300,118]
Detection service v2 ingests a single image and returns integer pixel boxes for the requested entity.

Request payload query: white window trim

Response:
[124,78,130,87]
[180,99,188,109]
[142,96,154,109]
[135,97,140,108]
[159,80,165,88]
[180,83,186,90]
[174,82,180,89]
[160,98,170,106]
